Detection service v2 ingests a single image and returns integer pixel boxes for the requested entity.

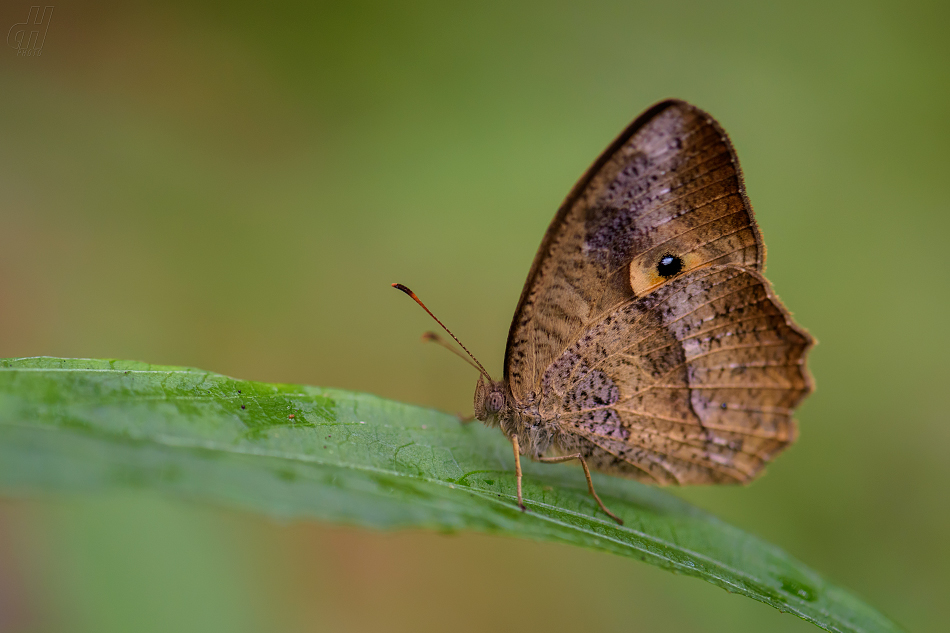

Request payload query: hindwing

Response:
[543,265,812,484]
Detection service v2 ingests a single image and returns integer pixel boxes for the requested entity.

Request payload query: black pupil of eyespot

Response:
[657,255,683,277]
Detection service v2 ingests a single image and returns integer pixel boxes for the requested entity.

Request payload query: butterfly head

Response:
[390,283,509,423]
[474,375,509,425]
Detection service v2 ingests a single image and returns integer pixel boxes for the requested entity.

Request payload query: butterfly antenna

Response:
[420,331,485,374]
[391,283,493,381]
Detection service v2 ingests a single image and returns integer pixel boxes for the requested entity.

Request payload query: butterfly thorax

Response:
[473,376,557,459]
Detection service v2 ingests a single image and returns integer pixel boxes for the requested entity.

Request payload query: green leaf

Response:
[0,357,898,633]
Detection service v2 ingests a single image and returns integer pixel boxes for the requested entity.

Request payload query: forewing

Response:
[506,100,764,403]
[545,266,813,485]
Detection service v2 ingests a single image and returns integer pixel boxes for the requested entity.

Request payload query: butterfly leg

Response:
[456,413,476,425]
[537,454,623,525]
[509,435,526,512]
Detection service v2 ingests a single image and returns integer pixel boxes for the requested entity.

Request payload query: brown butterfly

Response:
[394,99,813,524]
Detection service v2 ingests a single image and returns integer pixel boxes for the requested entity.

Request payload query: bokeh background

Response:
[1,1,947,631]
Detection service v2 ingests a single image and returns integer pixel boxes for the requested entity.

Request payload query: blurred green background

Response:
[0,1,947,631]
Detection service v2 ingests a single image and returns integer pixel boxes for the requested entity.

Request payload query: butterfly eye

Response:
[488,392,504,413]
[656,254,683,278]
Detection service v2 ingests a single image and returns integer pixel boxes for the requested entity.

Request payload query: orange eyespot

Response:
[629,250,701,295]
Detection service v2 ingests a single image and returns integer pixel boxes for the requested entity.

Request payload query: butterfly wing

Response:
[505,100,813,483]
[506,100,765,403]
[546,265,812,484]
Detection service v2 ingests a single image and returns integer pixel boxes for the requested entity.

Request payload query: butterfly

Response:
[394,99,813,524]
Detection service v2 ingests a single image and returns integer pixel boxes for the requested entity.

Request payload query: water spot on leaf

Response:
[275,468,297,482]
[778,576,818,602]
[58,418,93,433]
[371,474,433,500]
